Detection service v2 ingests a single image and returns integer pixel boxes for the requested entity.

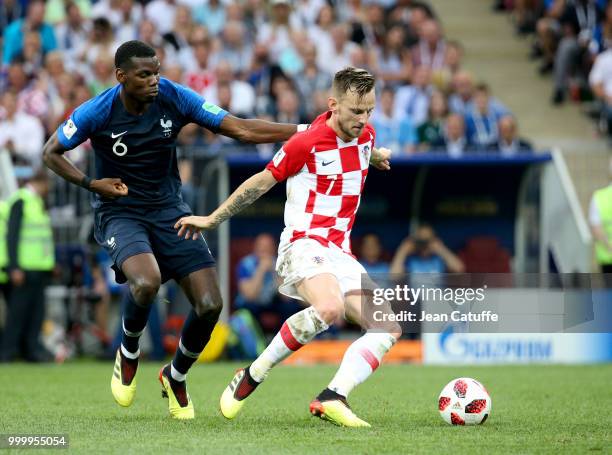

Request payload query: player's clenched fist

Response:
[91,178,129,199]
[174,215,215,240]
[370,147,391,171]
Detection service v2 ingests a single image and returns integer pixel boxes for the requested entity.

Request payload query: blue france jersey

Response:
[56,78,228,208]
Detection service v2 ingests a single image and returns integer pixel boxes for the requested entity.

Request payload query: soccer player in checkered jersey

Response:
[175,67,401,427]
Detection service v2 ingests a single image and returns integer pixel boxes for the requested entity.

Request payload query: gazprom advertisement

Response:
[423,326,612,364]
[361,273,612,364]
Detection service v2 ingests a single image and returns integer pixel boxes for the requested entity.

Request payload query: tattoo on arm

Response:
[212,187,266,226]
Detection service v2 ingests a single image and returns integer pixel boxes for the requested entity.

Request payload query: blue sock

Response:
[121,290,152,355]
[171,309,217,378]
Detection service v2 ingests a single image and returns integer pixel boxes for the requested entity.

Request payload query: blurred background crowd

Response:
[2,0,611,364]
[0,0,535,170]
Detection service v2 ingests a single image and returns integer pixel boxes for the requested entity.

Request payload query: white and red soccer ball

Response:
[438,377,492,425]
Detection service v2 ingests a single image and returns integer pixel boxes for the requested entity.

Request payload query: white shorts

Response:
[276,238,373,301]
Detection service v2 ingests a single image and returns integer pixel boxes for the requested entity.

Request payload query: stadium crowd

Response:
[1,0,534,168]
[0,0,530,361]
[496,0,612,141]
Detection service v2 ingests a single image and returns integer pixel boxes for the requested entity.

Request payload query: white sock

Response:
[249,307,328,382]
[171,363,186,382]
[327,332,396,397]
[120,343,140,359]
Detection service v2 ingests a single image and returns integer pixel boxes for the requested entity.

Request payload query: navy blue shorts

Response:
[93,202,215,284]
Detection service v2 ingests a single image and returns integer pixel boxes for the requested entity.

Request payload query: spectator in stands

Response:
[53,1,90,71]
[0,91,45,168]
[349,43,376,73]
[75,17,116,70]
[257,0,302,64]
[589,44,612,139]
[588,157,612,274]
[204,60,256,118]
[390,224,465,274]
[417,90,448,150]
[401,4,434,47]
[87,54,115,95]
[4,61,46,126]
[359,3,387,49]
[358,233,390,275]
[448,70,475,115]
[591,1,612,54]
[247,42,280,98]
[19,30,45,75]
[294,42,332,120]
[211,21,253,79]
[465,83,509,149]
[534,0,566,74]
[145,0,177,35]
[91,0,141,35]
[338,0,366,24]
[162,4,195,67]
[294,0,327,29]
[274,88,308,125]
[112,0,141,44]
[434,40,464,90]
[394,65,432,127]
[184,37,215,94]
[162,63,183,83]
[318,23,359,75]
[45,72,80,131]
[1,0,24,35]
[193,0,226,37]
[432,113,472,157]
[0,170,55,363]
[512,0,539,35]
[490,115,533,155]
[3,0,57,66]
[411,19,446,71]
[371,87,417,154]
[551,0,603,105]
[373,24,412,89]
[308,4,335,65]
[234,233,301,330]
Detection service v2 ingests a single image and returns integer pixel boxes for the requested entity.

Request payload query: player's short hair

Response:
[332,67,375,99]
[114,40,156,70]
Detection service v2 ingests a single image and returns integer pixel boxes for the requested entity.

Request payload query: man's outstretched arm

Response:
[218,115,307,144]
[43,132,89,188]
[175,169,278,239]
[42,131,128,199]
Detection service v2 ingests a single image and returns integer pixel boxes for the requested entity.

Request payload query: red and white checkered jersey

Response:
[266,111,376,256]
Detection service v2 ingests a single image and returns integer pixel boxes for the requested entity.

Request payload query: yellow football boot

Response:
[309,398,371,428]
[220,367,260,420]
[110,349,138,407]
[159,365,194,420]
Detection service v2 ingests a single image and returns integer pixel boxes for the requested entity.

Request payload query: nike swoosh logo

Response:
[321,160,335,166]
[111,131,127,138]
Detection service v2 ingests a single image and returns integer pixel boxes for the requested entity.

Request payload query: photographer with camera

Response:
[390,224,465,275]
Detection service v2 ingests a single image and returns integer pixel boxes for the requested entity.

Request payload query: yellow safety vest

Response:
[0,200,7,283]
[0,188,55,272]
[594,185,612,265]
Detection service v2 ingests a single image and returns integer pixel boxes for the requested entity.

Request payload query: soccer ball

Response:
[438,377,491,425]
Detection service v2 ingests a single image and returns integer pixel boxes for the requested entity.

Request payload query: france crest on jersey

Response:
[56,78,228,208]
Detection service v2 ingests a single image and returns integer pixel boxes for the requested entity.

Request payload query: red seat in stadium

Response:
[458,236,512,273]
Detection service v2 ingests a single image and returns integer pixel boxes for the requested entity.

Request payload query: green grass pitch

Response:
[1,362,610,454]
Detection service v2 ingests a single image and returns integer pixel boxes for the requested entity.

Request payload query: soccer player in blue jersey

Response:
[42,40,304,419]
